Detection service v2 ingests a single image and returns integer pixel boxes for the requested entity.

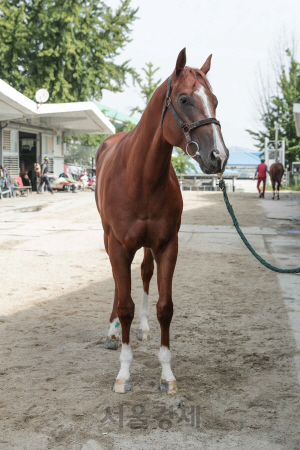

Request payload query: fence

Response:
[176,174,236,192]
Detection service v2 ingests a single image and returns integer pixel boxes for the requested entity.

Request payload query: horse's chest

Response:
[121,217,178,252]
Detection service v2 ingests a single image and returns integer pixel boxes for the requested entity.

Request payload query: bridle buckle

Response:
[182,124,190,134]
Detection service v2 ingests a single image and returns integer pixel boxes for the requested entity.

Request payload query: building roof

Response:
[229,145,262,156]
[294,103,300,136]
[227,149,261,166]
[94,102,139,127]
[0,79,115,136]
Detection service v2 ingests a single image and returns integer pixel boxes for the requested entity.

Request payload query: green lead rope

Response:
[218,178,300,274]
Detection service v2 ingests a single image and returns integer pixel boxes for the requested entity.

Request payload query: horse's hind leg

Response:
[277,181,280,200]
[137,248,154,341]
[108,234,135,394]
[272,181,275,199]
[155,234,178,395]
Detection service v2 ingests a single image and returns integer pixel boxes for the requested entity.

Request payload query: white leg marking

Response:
[139,291,150,331]
[158,346,176,382]
[107,317,120,337]
[116,344,133,380]
[195,85,227,167]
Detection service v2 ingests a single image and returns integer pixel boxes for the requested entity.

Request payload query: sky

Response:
[101,0,300,150]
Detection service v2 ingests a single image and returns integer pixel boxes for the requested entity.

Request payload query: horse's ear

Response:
[200,54,212,74]
[175,48,186,76]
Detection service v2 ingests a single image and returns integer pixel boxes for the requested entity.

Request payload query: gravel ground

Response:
[0,190,299,450]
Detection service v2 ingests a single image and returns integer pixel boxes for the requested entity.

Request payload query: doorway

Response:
[19,131,37,190]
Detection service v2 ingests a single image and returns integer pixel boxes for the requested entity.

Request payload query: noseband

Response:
[160,74,221,157]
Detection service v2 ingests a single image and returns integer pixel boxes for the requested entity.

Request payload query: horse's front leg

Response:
[138,248,154,341]
[104,233,120,350]
[108,234,135,394]
[154,234,178,395]
[105,271,121,350]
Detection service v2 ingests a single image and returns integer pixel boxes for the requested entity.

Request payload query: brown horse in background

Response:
[95,48,229,394]
[270,162,284,200]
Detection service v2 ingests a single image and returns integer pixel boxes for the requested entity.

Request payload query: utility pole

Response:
[274,122,278,162]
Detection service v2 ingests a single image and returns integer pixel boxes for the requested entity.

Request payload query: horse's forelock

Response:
[172,67,212,93]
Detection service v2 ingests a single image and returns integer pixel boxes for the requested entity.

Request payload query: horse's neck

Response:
[127,79,173,189]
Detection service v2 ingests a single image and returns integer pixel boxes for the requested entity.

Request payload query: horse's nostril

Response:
[211,151,221,166]
[212,150,227,170]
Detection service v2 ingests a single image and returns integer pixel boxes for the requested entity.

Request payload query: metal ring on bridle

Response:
[186,141,200,157]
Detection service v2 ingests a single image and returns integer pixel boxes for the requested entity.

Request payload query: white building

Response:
[0,79,114,187]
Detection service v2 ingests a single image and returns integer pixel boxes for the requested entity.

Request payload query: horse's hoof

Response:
[113,378,132,394]
[104,337,119,350]
[137,330,151,341]
[160,379,178,395]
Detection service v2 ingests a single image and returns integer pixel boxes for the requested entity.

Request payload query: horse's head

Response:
[162,48,229,174]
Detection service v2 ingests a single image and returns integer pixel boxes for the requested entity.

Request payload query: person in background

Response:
[37,157,57,195]
[21,173,31,187]
[254,156,269,199]
[34,162,41,191]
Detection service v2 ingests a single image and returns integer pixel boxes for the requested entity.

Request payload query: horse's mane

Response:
[172,67,212,92]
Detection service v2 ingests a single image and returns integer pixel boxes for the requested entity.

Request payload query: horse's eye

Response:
[180,97,187,104]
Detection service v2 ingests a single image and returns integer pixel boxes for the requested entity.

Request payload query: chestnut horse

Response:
[270,162,284,200]
[95,48,229,394]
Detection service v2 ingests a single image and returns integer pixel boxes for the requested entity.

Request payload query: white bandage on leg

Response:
[139,291,150,331]
[158,346,176,381]
[116,344,133,380]
[107,317,120,337]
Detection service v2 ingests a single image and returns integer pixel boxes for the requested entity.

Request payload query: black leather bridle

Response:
[160,74,221,157]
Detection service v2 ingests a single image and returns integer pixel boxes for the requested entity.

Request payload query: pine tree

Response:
[0,0,138,102]
[131,62,162,114]
[247,49,300,165]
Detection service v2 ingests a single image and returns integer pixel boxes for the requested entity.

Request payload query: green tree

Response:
[247,49,300,165]
[0,0,138,102]
[131,62,162,114]
[171,148,196,174]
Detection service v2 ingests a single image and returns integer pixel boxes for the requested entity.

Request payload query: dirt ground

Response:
[0,190,300,450]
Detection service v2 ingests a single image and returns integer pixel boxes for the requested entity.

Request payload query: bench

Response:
[12,177,32,197]
[0,184,12,199]
[0,170,12,199]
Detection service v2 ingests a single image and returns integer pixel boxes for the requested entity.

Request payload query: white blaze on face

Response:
[158,346,176,381]
[195,85,227,168]
[116,343,133,380]
[139,291,150,331]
